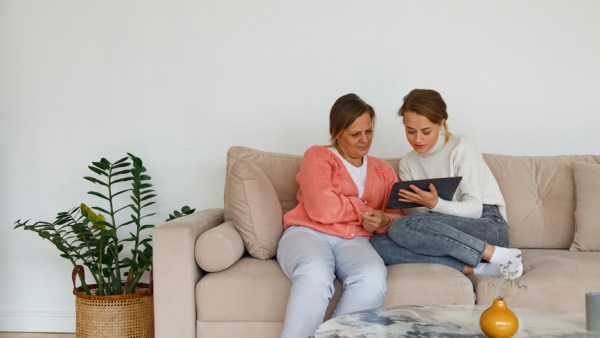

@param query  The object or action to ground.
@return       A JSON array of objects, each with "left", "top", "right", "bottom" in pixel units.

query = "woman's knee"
[
  {"left": 388, "top": 215, "right": 427, "bottom": 243},
  {"left": 290, "top": 259, "right": 335, "bottom": 293},
  {"left": 344, "top": 263, "right": 387, "bottom": 291},
  {"left": 367, "top": 264, "right": 388, "bottom": 290}
]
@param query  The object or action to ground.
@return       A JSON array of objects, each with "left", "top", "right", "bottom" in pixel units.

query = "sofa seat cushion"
[
  {"left": 470, "top": 249, "right": 600, "bottom": 313},
  {"left": 197, "top": 322, "right": 283, "bottom": 338},
  {"left": 197, "top": 257, "right": 291, "bottom": 322},
  {"left": 196, "top": 257, "right": 475, "bottom": 324},
  {"left": 384, "top": 263, "right": 475, "bottom": 307}
]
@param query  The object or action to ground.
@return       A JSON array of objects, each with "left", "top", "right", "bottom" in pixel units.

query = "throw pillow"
[
  {"left": 570, "top": 161, "right": 600, "bottom": 251},
  {"left": 195, "top": 221, "right": 245, "bottom": 272},
  {"left": 225, "top": 159, "right": 283, "bottom": 259}
]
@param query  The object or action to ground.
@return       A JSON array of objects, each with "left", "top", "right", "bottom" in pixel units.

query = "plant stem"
[{"left": 107, "top": 163, "right": 122, "bottom": 294}]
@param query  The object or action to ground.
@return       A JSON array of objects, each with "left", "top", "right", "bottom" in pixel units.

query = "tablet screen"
[{"left": 387, "top": 176, "right": 463, "bottom": 209}]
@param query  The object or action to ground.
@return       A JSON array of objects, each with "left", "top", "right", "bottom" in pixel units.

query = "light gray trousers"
[{"left": 277, "top": 226, "right": 387, "bottom": 338}]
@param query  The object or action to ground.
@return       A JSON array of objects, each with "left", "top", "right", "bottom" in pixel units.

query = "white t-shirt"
[
  {"left": 329, "top": 147, "right": 368, "bottom": 198},
  {"left": 399, "top": 133, "right": 507, "bottom": 221}
]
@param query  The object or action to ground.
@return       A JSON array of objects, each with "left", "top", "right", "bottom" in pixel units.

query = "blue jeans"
[{"left": 370, "top": 205, "right": 509, "bottom": 272}]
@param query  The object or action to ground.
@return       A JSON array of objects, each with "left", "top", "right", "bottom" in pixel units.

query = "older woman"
[{"left": 277, "top": 93, "right": 402, "bottom": 338}]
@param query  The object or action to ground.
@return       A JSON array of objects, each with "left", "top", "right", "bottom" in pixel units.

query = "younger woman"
[{"left": 371, "top": 89, "right": 523, "bottom": 279}]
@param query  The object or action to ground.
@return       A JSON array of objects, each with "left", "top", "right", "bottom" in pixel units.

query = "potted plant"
[{"left": 14, "top": 153, "right": 194, "bottom": 337}]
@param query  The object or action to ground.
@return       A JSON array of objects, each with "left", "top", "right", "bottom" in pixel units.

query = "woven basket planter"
[{"left": 73, "top": 283, "right": 154, "bottom": 338}]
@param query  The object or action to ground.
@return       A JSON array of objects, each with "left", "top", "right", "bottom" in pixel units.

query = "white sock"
[
  {"left": 474, "top": 262, "right": 502, "bottom": 277},
  {"left": 489, "top": 247, "right": 524, "bottom": 280},
  {"left": 489, "top": 247, "right": 523, "bottom": 266},
  {"left": 498, "top": 259, "right": 524, "bottom": 280}
]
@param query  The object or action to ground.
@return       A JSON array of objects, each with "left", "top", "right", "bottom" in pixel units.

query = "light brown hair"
[
  {"left": 398, "top": 89, "right": 450, "bottom": 142},
  {"left": 329, "top": 93, "right": 375, "bottom": 146}
]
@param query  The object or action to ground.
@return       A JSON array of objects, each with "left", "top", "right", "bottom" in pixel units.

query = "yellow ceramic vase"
[{"left": 479, "top": 298, "right": 519, "bottom": 338}]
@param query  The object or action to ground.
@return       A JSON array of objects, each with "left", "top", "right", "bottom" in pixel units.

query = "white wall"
[{"left": 1, "top": 0, "right": 599, "bottom": 332}]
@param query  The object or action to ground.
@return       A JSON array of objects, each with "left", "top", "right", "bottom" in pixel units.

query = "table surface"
[{"left": 314, "top": 304, "right": 600, "bottom": 337}]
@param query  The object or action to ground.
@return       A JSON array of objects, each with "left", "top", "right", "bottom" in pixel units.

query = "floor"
[{"left": 0, "top": 334, "right": 74, "bottom": 338}]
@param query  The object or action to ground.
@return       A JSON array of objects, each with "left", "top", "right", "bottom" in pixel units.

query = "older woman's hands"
[{"left": 362, "top": 209, "right": 392, "bottom": 233}]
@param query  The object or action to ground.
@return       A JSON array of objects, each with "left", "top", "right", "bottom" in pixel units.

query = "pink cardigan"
[{"left": 283, "top": 145, "right": 402, "bottom": 239}]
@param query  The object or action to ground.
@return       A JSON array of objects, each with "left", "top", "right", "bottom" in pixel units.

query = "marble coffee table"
[{"left": 313, "top": 304, "right": 598, "bottom": 337}]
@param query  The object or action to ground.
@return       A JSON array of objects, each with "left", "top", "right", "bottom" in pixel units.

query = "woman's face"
[
  {"left": 337, "top": 112, "right": 373, "bottom": 164},
  {"left": 403, "top": 111, "right": 443, "bottom": 154}
]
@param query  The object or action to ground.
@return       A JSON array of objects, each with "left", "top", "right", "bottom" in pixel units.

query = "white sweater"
[{"left": 399, "top": 133, "right": 507, "bottom": 221}]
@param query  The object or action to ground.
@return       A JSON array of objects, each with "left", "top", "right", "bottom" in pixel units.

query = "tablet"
[{"left": 387, "top": 176, "right": 463, "bottom": 209}]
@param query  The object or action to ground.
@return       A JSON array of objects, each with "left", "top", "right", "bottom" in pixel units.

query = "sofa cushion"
[
  {"left": 195, "top": 221, "right": 245, "bottom": 272},
  {"left": 195, "top": 258, "right": 475, "bottom": 324},
  {"left": 196, "top": 258, "right": 292, "bottom": 322},
  {"left": 570, "top": 162, "right": 600, "bottom": 251},
  {"left": 483, "top": 154, "right": 576, "bottom": 249},
  {"left": 471, "top": 249, "right": 600, "bottom": 313},
  {"left": 225, "top": 146, "right": 302, "bottom": 214},
  {"left": 383, "top": 263, "right": 475, "bottom": 307},
  {"left": 224, "top": 159, "right": 283, "bottom": 259}
]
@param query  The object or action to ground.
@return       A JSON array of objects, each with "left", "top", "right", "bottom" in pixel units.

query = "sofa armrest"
[{"left": 154, "top": 208, "right": 225, "bottom": 338}]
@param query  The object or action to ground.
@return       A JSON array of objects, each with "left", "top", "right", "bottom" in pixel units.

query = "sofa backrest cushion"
[
  {"left": 224, "top": 147, "right": 600, "bottom": 252},
  {"left": 483, "top": 154, "right": 600, "bottom": 249},
  {"left": 224, "top": 147, "right": 300, "bottom": 259},
  {"left": 570, "top": 162, "right": 600, "bottom": 251}
]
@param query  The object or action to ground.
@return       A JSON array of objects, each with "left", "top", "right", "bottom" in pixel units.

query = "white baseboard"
[{"left": 0, "top": 310, "right": 75, "bottom": 332}]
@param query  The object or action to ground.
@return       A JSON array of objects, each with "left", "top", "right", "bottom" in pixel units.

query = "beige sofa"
[{"left": 154, "top": 146, "right": 600, "bottom": 338}]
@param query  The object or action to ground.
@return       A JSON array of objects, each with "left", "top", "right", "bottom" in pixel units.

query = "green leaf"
[
  {"left": 114, "top": 156, "right": 130, "bottom": 165},
  {"left": 112, "top": 169, "right": 133, "bottom": 177},
  {"left": 140, "top": 194, "right": 157, "bottom": 201},
  {"left": 112, "top": 177, "right": 134, "bottom": 184},
  {"left": 113, "top": 189, "right": 132, "bottom": 198},
  {"left": 92, "top": 160, "right": 110, "bottom": 170},
  {"left": 141, "top": 201, "right": 156, "bottom": 209},
  {"left": 83, "top": 176, "right": 108, "bottom": 186},
  {"left": 139, "top": 238, "right": 152, "bottom": 246},
  {"left": 130, "top": 156, "right": 142, "bottom": 167},
  {"left": 87, "top": 166, "right": 108, "bottom": 177},
  {"left": 130, "top": 195, "right": 140, "bottom": 204},
  {"left": 114, "top": 204, "right": 132, "bottom": 214},
  {"left": 121, "top": 219, "right": 135, "bottom": 227},
  {"left": 111, "top": 162, "right": 131, "bottom": 170},
  {"left": 92, "top": 206, "right": 110, "bottom": 215},
  {"left": 139, "top": 212, "right": 156, "bottom": 219},
  {"left": 87, "top": 191, "right": 109, "bottom": 201}
]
